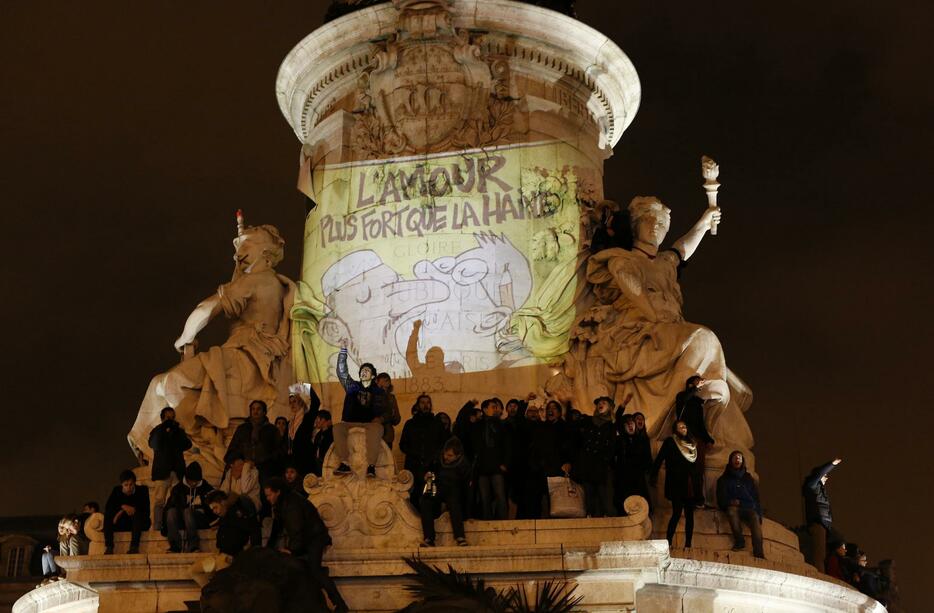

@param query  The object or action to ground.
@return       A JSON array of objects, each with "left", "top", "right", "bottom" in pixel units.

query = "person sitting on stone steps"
[
  {"left": 165, "top": 461, "right": 215, "bottom": 553},
  {"left": 332, "top": 339, "right": 386, "bottom": 477},
  {"left": 103, "top": 469, "right": 151, "bottom": 554},
  {"left": 264, "top": 476, "right": 349, "bottom": 612},
  {"left": 419, "top": 437, "right": 471, "bottom": 547},
  {"left": 716, "top": 450, "right": 764, "bottom": 558}
]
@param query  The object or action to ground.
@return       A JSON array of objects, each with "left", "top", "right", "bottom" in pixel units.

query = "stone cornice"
[{"left": 276, "top": 0, "right": 640, "bottom": 149}]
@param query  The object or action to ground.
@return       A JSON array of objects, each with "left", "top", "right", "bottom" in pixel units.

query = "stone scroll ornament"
[{"left": 352, "top": 0, "right": 518, "bottom": 159}]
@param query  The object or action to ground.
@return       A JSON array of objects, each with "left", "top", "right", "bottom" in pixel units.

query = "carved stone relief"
[{"left": 352, "top": 0, "right": 519, "bottom": 159}]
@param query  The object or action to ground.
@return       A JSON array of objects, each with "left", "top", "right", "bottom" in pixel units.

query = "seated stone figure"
[
  {"left": 129, "top": 222, "right": 296, "bottom": 482},
  {"left": 561, "top": 196, "right": 753, "bottom": 472}
]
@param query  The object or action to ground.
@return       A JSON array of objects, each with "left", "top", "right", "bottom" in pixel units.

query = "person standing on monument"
[
  {"left": 614, "top": 415, "right": 653, "bottom": 513},
  {"left": 310, "top": 410, "right": 334, "bottom": 477},
  {"left": 571, "top": 397, "right": 617, "bottom": 517},
  {"left": 715, "top": 450, "right": 764, "bottom": 558},
  {"left": 375, "top": 372, "right": 402, "bottom": 448},
  {"left": 333, "top": 340, "right": 385, "bottom": 477},
  {"left": 651, "top": 421, "right": 702, "bottom": 549},
  {"left": 147, "top": 407, "right": 192, "bottom": 532},
  {"left": 286, "top": 383, "right": 321, "bottom": 476},
  {"left": 802, "top": 457, "right": 843, "bottom": 573},
  {"left": 469, "top": 398, "right": 511, "bottom": 520},
  {"left": 400, "top": 394, "right": 446, "bottom": 507},
  {"left": 674, "top": 376, "right": 716, "bottom": 505}
]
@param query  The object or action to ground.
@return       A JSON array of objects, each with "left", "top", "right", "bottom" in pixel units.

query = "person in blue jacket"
[{"left": 716, "top": 450, "right": 764, "bottom": 558}]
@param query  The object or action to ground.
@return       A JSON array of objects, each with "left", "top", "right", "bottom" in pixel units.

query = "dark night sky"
[{"left": 1, "top": 0, "right": 931, "bottom": 607}]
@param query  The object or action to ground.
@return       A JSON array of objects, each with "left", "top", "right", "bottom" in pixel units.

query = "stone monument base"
[{"left": 32, "top": 514, "right": 884, "bottom": 613}]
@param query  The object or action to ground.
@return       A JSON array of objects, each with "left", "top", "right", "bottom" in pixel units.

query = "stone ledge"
[
  {"left": 11, "top": 580, "right": 98, "bottom": 613},
  {"left": 47, "top": 540, "right": 882, "bottom": 613}
]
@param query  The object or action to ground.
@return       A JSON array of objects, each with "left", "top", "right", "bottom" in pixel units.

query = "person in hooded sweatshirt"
[
  {"left": 651, "top": 420, "right": 702, "bottom": 548},
  {"left": 614, "top": 414, "right": 653, "bottom": 513},
  {"left": 571, "top": 397, "right": 617, "bottom": 517},
  {"left": 802, "top": 457, "right": 843, "bottom": 572},
  {"left": 716, "top": 450, "right": 764, "bottom": 558},
  {"left": 165, "top": 461, "right": 215, "bottom": 553},
  {"left": 332, "top": 341, "right": 386, "bottom": 477},
  {"left": 419, "top": 438, "right": 471, "bottom": 547}
]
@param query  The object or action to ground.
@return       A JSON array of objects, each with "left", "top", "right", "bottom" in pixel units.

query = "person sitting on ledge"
[
  {"left": 333, "top": 340, "right": 385, "bottom": 477},
  {"left": 716, "top": 450, "right": 764, "bottom": 558},
  {"left": 104, "top": 469, "right": 151, "bottom": 554},
  {"left": 651, "top": 420, "right": 702, "bottom": 549},
  {"left": 419, "top": 438, "right": 471, "bottom": 547},
  {"left": 264, "top": 476, "right": 349, "bottom": 612},
  {"left": 825, "top": 540, "right": 849, "bottom": 581},
  {"left": 206, "top": 490, "right": 261, "bottom": 556},
  {"left": 165, "top": 461, "right": 215, "bottom": 553}
]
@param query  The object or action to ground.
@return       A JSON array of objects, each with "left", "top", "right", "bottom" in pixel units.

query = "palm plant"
[{"left": 398, "top": 557, "right": 583, "bottom": 613}]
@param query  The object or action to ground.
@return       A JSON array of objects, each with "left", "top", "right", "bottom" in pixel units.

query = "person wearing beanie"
[
  {"left": 570, "top": 396, "right": 617, "bottom": 517},
  {"left": 716, "top": 450, "right": 764, "bottom": 558},
  {"left": 165, "top": 461, "right": 215, "bottom": 553}
]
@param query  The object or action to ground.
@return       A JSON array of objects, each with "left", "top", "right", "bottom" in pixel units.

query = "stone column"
[{"left": 276, "top": 0, "right": 640, "bottom": 411}]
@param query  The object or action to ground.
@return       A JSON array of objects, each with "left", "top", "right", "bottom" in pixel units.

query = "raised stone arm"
[
  {"left": 671, "top": 206, "right": 722, "bottom": 261},
  {"left": 173, "top": 294, "right": 222, "bottom": 352}
]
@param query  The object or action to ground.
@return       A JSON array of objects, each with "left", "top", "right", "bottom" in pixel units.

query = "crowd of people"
[{"left": 43, "top": 352, "right": 898, "bottom": 609}]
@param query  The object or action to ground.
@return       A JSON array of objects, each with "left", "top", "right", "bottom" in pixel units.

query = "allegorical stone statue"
[
  {"left": 129, "top": 217, "right": 296, "bottom": 481},
  {"left": 558, "top": 196, "right": 753, "bottom": 471}
]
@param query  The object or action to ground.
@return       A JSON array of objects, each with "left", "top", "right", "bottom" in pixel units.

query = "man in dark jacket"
[
  {"left": 716, "top": 450, "right": 764, "bottom": 558},
  {"left": 802, "top": 457, "right": 842, "bottom": 572},
  {"left": 148, "top": 407, "right": 193, "bottom": 531},
  {"left": 572, "top": 397, "right": 617, "bottom": 517},
  {"left": 674, "top": 376, "right": 715, "bottom": 505},
  {"left": 419, "top": 438, "right": 471, "bottom": 546},
  {"left": 165, "top": 461, "right": 215, "bottom": 553},
  {"left": 332, "top": 343, "right": 385, "bottom": 477},
  {"left": 614, "top": 415, "right": 653, "bottom": 513},
  {"left": 469, "top": 398, "right": 511, "bottom": 520},
  {"left": 224, "top": 400, "right": 280, "bottom": 484},
  {"left": 528, "top": 401, "right": 574, "bottom": 518},
  {"left": 104, "top": 469, "right": 151, "bottom": 554},
  {"left": 206, "top": 490, "right": 260, "bottom": 556},
  {"left": 310, "top": 410, "right": 334, "bottom": 476},
  {"left": 399, "top": 394, "right": 447, "bottom": 507},
  {"left": 264, "top": 477, "right": 348, "bottom": 612},
  {"left": 375, "top": 372, "right": 402, "bottom": 448}
]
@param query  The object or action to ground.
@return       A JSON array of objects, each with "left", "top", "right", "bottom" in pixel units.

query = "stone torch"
[{"left": 702, "top": 156, "right": 720, "bottom": 236}]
